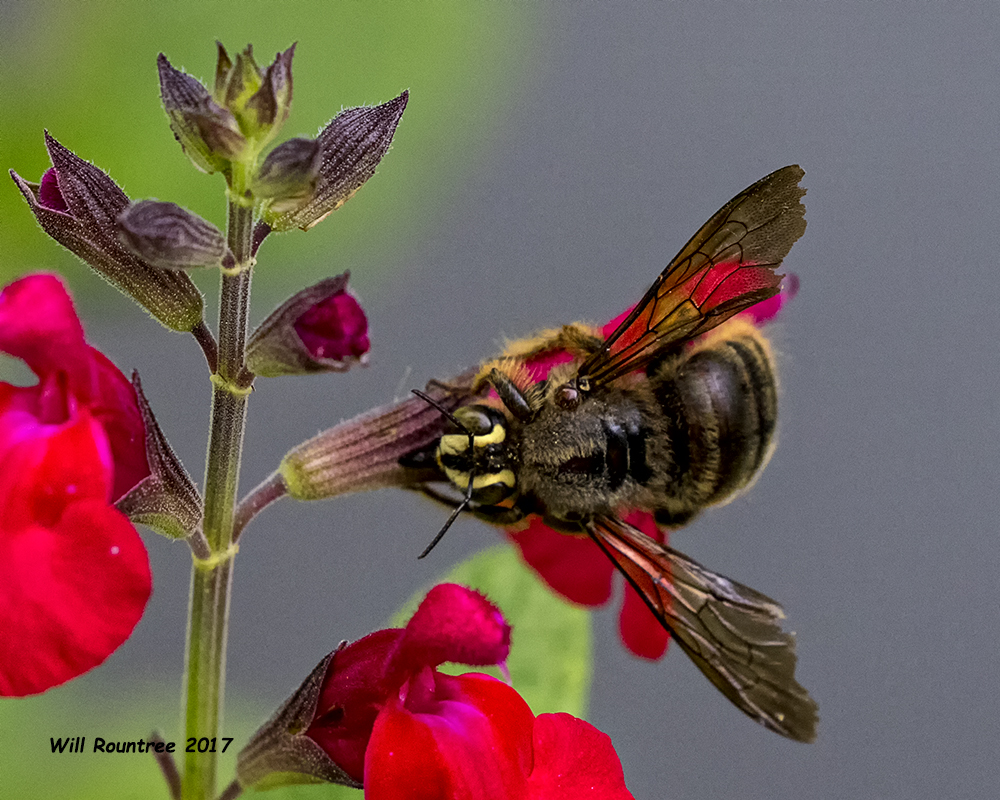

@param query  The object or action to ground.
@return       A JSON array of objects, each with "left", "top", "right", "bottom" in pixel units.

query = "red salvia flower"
[
  {"left": 302, "top": 584, "right": 634, "bottom": 798},
  {"left": 0, "top": 274, "right": 151, "bottom": 696},
  {"left": 505, "top": 277, "right": 798, "bottom": 660}
]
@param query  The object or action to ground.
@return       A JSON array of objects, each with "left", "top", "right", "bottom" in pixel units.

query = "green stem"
[{"left": 181, "top": 192, "right": 254, "bottom": 800}]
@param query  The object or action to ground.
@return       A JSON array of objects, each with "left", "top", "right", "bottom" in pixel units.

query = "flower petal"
[
  {"left": 617, "top": 511, "right": 670, "bottom": 660},
  {"left": 742, "top": 272, "right": 799, "bottom": 325},
  {"left": 0, "top": 410, "right": 149, "bottom": 696},
  {"left": 0, "top": 273, "right": 90, "bottom": 389},
  {"left": 84, "top": 348, "right": 149, "bottom": 501},
  {"left": 508, "top": 518, "right": 613, "bottom": 606},
  {"left": 391, "top": 584, "right": 510, "bottom": 674},
  {"left": 294, "top": 287, "right": 370, "bottom": 361},
  {"left": 0, "top": 499, "right": 150, "bottom": 696},
  {"left": 365, "top": 673, "right": 533, "bottom": 800},
  {"left": 0, "top": 275, "right": 149, "bottom": 500},
  {"left": 528, "top": 713, "right": 634, "bottom": 799},
  {"left": 618, "top": 580, "right": 670, "bottom": 660}
]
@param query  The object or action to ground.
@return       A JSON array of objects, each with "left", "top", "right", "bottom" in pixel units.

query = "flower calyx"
[
  {"left": 235, "top": 647, "right": 361, "bottom": 791},
  {"left": 115, "top": 373, "right": 203, "bottom": 544},
  {"left": 278, "top": 371, "right": 480, "bottom": 501}
]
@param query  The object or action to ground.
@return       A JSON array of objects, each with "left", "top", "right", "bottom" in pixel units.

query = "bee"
[{"left": 414, "top": 165, "right": 817, "bottom": 742}]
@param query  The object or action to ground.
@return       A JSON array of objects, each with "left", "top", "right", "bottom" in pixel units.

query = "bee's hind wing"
[{"left": 588, "top": 513, "right": 818, "bottom": 742}]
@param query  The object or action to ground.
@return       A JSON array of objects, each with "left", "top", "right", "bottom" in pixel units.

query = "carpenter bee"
[{"left": 415, "top": 165, "right": 817, "bottom": 742}]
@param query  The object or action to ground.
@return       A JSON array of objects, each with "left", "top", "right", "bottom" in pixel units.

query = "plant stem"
[
  {"left": 181, "top": 192, "right": 254, "bottom": 800},
  {"left": 232, "top": 472, "right": 287, "bottom": 543}
]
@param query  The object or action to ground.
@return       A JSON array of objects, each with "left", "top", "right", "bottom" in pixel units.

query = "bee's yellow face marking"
[
  {"left": 439, "top": 423, "right": 506, "bottom": 458},
  {"left": 443, "top": 466, "right": 516, "bottom": 491},
  {"left": 438, "top": 422, "right": 513, "bottom": 494}
]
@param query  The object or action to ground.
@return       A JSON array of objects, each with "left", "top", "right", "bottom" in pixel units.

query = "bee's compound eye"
[
  {"left": 454, "top": 406, "right": 497, "bottom": 436},
  {"left": 555, "top": 383, "right": 580, "bottom": 409},
  {"left": 473, "top": 483, "right": 512, "bottom": 505}
]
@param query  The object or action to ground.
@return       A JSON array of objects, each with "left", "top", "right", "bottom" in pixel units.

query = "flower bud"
[
  {"left": 252, "top": 137, "right": 321, "bottom": 212},
  {"left": 246, "top": 273, "right": 369, "bottom": 377},
  {"left": 245, "top": 44, "right": 295, "bottom": 147},
  {"left": 117, "top": 200, "right": 233, "bottom": 270},
  {"left": 10, "top": 133, "right": 205, "bottom": 332},
  {"left": 158, "top": 53, "right": 247, "bottom": 174},
  {"left": 213, "top": 42, "right": 296, "bottom": 149},
  {"left": 263, "top": 91, "right": 408, "bottom": 231}
]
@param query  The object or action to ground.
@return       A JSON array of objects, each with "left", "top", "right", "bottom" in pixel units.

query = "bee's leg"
[
  {"left": 414, "top": 486, "right": 525, "bottom": 526},
  {"left": 474, "top": 324, "right": 605, "bottom": 397},
  {"left": 485, "top": 368, "right": 534, "bottom": 422}
]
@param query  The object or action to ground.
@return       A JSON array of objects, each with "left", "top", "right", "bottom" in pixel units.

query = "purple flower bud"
[
  {"left": 263, "top": 91, "right": 408, "bottom": 231},
  {"left": 117, "top": 200, "right": 233, "bottom": 270},
  {"left": 158, "top": 53, "right": 247, "bottom": 174},
  {"left": 246, "top": 273, "right": 369, "bottom": 377},
  {"left": 294, "top": 287, "right": 369, "bottom": 361},
  {"left": 245, "top": 44, "right": 295, "bottom": 144},
  {"left": 253, "top": 137, "right": 321, "bottom": 210},
  {"left": 10, "top": 133, "right": 205, "bottom": 332}
]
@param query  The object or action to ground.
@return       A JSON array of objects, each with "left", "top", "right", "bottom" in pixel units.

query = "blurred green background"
[{"left": 0, "top": 0, "right": 542, "bottom": 305}]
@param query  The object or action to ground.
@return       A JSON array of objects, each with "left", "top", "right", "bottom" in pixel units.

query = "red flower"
[
  {"left": 505, "top": 277, "right": 798, "bottom": 660},
  {"left": 0, "top": 274, "right": 151, "bottom": 696},
  {"left": 247, "top": 583, "right": 633, "bottom": 798}
]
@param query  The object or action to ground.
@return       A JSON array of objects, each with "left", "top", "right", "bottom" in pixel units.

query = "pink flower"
[
  {"left": 505, "top": 278, "right": 798, "bottom": 660},
  {"left": 240, "top": 584, "right": 633, "bottom": 798},
  {"left": 0, "top": 274, "right": 151, "bottom": 696}
]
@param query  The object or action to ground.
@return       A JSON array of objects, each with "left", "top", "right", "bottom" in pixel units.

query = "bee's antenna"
[
  {"left": 411, "top": 389, "right": 466, "bottom": 431},
  {"left": 418, "top": 480, "right": 473, "bottom": 559},
  {"left": 411, "top": 388, "right": 478, "bottom": 559}
]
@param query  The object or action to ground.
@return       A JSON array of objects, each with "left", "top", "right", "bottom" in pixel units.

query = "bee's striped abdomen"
[{"left": 653, "top": 322, "right": 777, "bottom": 518}]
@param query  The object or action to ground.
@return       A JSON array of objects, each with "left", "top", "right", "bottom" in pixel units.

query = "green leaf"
[{"left": 392, "top": 545, "right": 593, "bottom": 719}]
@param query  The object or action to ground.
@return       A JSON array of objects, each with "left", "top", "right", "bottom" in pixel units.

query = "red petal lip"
[
  {"left": 390, "top": 583, "right": 511, "bottom": 674},
  {"left": 0, "top": 409, "right": 151, "bottom": 696}
]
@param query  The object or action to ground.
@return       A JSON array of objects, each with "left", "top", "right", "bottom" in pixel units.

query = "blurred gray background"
[{"left": 4, "top": 3, "right": 1000, "bottom": 799}]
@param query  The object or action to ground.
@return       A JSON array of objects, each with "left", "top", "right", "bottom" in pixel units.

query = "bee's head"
[{"left": 437, "top": 404, "right": 517, "bottom": 504}]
